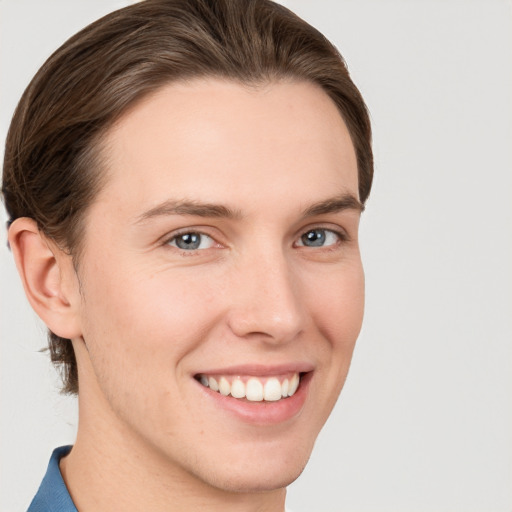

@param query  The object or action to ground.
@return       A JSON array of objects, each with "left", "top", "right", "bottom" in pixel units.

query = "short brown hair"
[{"left": 2, "top": 0, "right": 373, "bottom": 394}]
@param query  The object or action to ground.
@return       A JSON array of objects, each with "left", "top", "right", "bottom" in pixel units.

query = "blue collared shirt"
[{"left": 27, "top": 446, "right": 78, "bottom": 512}]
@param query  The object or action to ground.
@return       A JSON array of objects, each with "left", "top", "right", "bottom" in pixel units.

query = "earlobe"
[{"left": 8, "top": 217, "right": 82, "bottom": 339}]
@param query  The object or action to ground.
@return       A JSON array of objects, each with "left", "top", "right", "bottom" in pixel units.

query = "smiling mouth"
[{"left": 195, "top": 373, "right": 301, "bottom": 402}]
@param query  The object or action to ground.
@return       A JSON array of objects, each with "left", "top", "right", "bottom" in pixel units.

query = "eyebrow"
[
  {"left": 134, "top": 192, "right": 363, "bottom": 225},
  {"left": 301, "top": 193, "right": 365, "bottom": 217},
  {"left": 135, "top": 199, "right": 243, "bottom": 224}
]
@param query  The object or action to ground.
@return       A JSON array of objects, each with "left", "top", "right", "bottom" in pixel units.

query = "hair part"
[{"left": 2, "top": 0, "right": 373, "bottom": 394}]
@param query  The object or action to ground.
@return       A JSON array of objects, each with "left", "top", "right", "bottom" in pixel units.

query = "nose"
[{"left": 226, "top": 249, "right": 305, "bottom": 345}]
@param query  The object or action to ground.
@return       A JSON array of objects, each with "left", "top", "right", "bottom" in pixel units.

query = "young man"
[{"left": 2, "top": 1, "right": 373, "bottom": 510}]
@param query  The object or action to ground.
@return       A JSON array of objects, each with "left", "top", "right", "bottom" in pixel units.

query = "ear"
[{"left": 8, "top": 217, "right": 82, "bottom": 339}]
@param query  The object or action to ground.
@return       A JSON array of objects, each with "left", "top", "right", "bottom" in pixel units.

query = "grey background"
[{"left": 1, "top": 1, "right": 511, "bottom": 511}]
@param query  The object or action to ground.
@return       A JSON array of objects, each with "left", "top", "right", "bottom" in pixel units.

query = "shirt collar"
[{"left": 27, "top": 446, "right": 78, "bottom": 512}]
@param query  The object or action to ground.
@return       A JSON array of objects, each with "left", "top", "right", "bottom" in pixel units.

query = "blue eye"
[
  {"left": 168, "top": 232, "right": 215, "bottom": 250},
  {"left": 298, "top": 228, "right": 340, "bottom": 247}
]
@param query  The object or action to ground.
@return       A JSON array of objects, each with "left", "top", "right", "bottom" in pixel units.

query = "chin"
[
  {"left": 205, "top": 457, "right": 309, "bottom": 494},
  {"left": 192, "top": 439, "right": 313, "bottom": 494}
]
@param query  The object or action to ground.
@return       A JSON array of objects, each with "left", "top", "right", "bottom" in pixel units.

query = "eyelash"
[{"left": 163, "top": 226, "right": 348, "bottom": 253}]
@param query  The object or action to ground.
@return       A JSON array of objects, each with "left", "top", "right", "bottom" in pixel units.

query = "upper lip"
[{"left": 194, "top": 362, "right": 315, "bottom": 377}]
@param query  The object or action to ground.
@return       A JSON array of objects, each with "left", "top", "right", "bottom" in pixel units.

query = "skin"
[{"left": 10, "top": 79, "right": 364, "bottom": 512}]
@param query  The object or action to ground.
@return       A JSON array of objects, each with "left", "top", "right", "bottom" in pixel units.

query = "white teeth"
[
  {"left": 208, "top": 377, "right": 219, "bottom": 392},
  {"left": 281, "top": 378, "right": 289, "bottom": 397},
  {"left": 198, "top": 372, "right": 302, "bottom": 401},
  {"left": 246, "top": 378, "right": 264, "bottom": 401},
  {"left": 231, "top": 378, "right": 245, "bottom": 399},
  {"left": 219, "top": 376, "right": 230, "bottom": 396},
  {"left": 264, "top": 378, "right": 282, "bottom": 401},
  {"left": 288, "top": 373, "right": 300, "bottom": 396}
]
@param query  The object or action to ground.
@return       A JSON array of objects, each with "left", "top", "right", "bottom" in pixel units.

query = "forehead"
[{"left": 93, "top": 79, "right": 359, "bottom": 219}]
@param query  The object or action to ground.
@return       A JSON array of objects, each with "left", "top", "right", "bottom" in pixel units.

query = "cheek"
[
  {"left": 77, "top": 261, "right": 221, "bottom": 392},
  {"left": 288, "top": 261, "right": 365, "bottom": 434},
  {"left": 311, "top": 261, "right": 365, "bottom": 345},
  {"left": 307, "top": 261, "right": 365, "bottom": 403},
  {"left": 76, "top": 262, "right": 227, "bottom": 441}
]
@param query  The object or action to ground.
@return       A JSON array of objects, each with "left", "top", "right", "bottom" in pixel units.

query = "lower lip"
[{"left": 196, "top": 372, "right": 312, "bottom": 425}]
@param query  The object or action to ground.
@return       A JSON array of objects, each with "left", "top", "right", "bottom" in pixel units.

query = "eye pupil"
[
  {"left": 176, "top": 233, "right": 201, "bottom": 250},
  {"left": 302, "top": 229, "right": 326, "bottom": 247}
]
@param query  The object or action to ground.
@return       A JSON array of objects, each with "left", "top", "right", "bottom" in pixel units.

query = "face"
[{"left": 73, "top": 79, "right": 364, "bottom": 493}]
